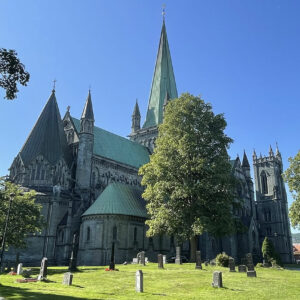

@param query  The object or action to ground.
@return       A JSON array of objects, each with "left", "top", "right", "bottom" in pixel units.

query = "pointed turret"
[
  {"left": 80, "top": 90, "right": 94, "bottom": 134},
  {"left": 275, "top": 143, "right": 281, "bottom": 159},
  {"left": 19, "top": 90, "right": 71, "bottom": 166},
  {"left": 143, "top": 19, "right": 178, "bottom": 128},
  {"left": 253, "top": 149, "right": 257, "bottom": 160},
  {"left": 131, "top": 100, "right": 141, "bottom": 134},
  {"left": 269, "top": 145, "right": 274, "bottom": 157},
  {"left": 242, "top": 150, "right": 250, "bottom": 168},
  {"left": 76, "top": 90, "right": 95, "bottom": 191}
]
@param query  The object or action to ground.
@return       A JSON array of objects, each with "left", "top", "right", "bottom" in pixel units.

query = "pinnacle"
[
  {"left": 242, "top": 150, "right": 250, "bottom": 168},
  {"left": 81, "top": 90, "right": 94, "bottom": 121}
]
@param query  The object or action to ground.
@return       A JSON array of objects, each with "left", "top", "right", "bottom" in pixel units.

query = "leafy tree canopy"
[
  {"left": 0, "top": 178, "right": 44, "bottom": 250},
  {"left": 0, "top": 48, "right": 30, "bottom": 100},
  {"left": 283, "top": 151, "right": 300, "bottom": 229},
  {"left": 139, "top": 93, "right": 240, "bottom": 243}
]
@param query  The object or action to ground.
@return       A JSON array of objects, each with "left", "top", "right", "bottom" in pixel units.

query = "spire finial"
[
  {"left": 162, "top": 4, "right": 166, "bottom": 20},
  {"left": 52, "top": 79, "right": 57, "bottom": 92},
  {"left": 67, "top": 105, "right": 70, "bottom": 112}
]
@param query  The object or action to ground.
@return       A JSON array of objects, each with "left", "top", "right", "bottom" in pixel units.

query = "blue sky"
[{"left": 1, "top": 1, "right": 300, "bottom": 231}]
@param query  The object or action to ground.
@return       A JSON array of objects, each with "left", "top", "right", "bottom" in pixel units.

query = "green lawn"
[{"left": 1, "top": 263, "right": 300, "bottom": 299}]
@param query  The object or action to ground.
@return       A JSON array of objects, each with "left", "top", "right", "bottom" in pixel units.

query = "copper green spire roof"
[
  {"left": 81, "top": 90, "right": 94, "bottom": 120},
  {"left": 82, "top": 183, "right": 147, "bottom": 218},
  {"left": 143, "top": 20, "right": 178, "bottom": 128},
  {"left": 19, "top": 90, "right": 71, "bottom": 166}
]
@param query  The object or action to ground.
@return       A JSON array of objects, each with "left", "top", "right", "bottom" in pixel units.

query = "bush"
[
  {"left": 256, "top": 263, "right": 263, "bottom": 268},
  {"left": 262, "top": 237, "right": 283, "bottom": 266},
  {"left": 216, "top": 252, "right": 230, "bottom": 267}
]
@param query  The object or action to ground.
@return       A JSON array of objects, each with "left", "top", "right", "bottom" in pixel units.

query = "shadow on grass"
[{"left": 0, "top": 284, "right": 101, "bottom": 300}]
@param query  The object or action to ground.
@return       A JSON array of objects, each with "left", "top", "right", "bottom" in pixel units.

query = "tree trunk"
[{"left": 190, "top": 236, "right": 197, "bottom": 262}]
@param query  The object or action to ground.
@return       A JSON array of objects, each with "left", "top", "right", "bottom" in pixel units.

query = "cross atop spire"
[
  {"left": 162, "top": 4, "right": 166, "bottom": 20},
  {"left": 52, "top": 79, "right": 57, "bottom": 92}
]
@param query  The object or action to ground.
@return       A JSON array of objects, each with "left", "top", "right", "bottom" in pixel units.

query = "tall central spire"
[{"left": 143, "top": 19, "right": 178, "bottom": 128}]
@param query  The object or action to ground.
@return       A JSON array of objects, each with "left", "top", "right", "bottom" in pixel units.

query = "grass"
[{"left": 1, "top": 263, "right": 300, "bottom": 299}]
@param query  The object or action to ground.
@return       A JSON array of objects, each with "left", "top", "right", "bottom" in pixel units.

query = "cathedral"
[{"left": 8, "top": 19, "right": 293, "bottom": 265}]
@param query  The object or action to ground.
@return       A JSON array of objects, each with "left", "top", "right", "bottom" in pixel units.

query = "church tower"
[
  {"left": 131, "top": 100, "right": 141, "bottom": 134},
  {"left": 75, "top": 90, "right": 94, "bottom": 201},
  {"left": 253, "top": 145, "right": 293, "bottom": 263},
  {"left": 129, "top": 18, "right": 178, "bottom": 152}
]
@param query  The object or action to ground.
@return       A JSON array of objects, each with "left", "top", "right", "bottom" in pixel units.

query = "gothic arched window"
[
  {"left": 261, "top": 171, "right": 268, "bottom": 194},
  {"left": 86, "top": 227, "right": 91, "bottom": 241}
]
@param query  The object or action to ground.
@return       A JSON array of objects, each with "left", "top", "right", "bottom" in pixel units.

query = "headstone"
[
  {"left": 132, "top": 258, "right": 138, "bottom": 264},
  {"left": 175, "top": 246, "right": 182, "bottom": 264},
  {"left": 135, "top": 270, "right": 143, "bottom": 293},
  {"left": 140, "top": 251, "right": 145, "bottom": 266},
  {"left": 145, "top": 257, "right": 149, "bottom": 264},
  {"left": 38, "top": 257, "right": 48, "bottom": 280},
  {"left": 109, "top": 242, "right": 115, "bottom": 270},
  {"left": 158, "top": 254, "right": 164, "bottom": 269},
  {"left": 238, "top": 265, "right": 247, "bottom": 272},
  {"left": 62, "top": 272, "right": 73, "bottom": 285},
  {"left": 263, "top": 259, "right": 271, "bottom": 268},
  {"left": 14, "top": 253, "right": 20, "bottom": 273},
  {"left": 228, "top": 258, "right": 235, "bottom": 272},
  {"left": 244, "top": 254, "right": 254, "bottom": 271},
  {"left": 17, "top": 263, "right": 23, "bottom": 275},
  {"left": 205, "top": 261, "right": 209, "bottom": 267},
  {"left": 247, "top": 270, "right": 257, "bottom": 277},
  {"left": 212, "top": 271, "right": 223, "bottom": 288},
  {"left": 69, "top": 233, "right": 78, "bottom": 271},
  {"left": 195, "top": 251, "right": 202, "bottom": 269},
  {"left": 163, "top": 255, "right": 167, "bottom": 265}
]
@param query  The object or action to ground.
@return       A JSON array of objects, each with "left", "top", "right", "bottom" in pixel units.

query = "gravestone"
[
  {"left": 14, "top": 253, "right": 20, "bottom": 273},
  {"left": 228, "top": 258, "right": 235, "bottom": 272},
  {"left": 263, "top": 259, "right": 271, "bottom": 268},
  {"left": 163, "top": 255, "right": 167, "bottom": 265},
  {"left": 247, "top": 270, "right": 257, "bottom": 277},
  {"left": 69, "top": 233, "right": 78, "bottom": 271},
  {"left": 175, "top": 246, "right": 182, "bottom": 264},
  {"left": 132, "top": 258, "right": 138, "bottom": 264},
  {"left": 135, "top": 270, "right": 143, "bottom": 293},
  {"left": 195, "top": 251, "right": 202, "bottom": 269},
  {"left": 17, "top": 263, "right": 23, "bottom": 275},
  {"left": 109, "top": 242, "right": 115, "bottom": 270},
  {"left": 62, "top": 272, "right": 73, "bottom": 285},
  {"left": 158, "top": 254, "right": 164, "bottom": 269},
  {"left": 145, "top": 257, "right": 149, "bottom": 264},
  {"left": 205, "top": 261, "right": 209, "bottom": 267},
  {"left": 212, "top": 271, "right": 223, "bottom": 288},
  {"left": 238, "top": 265, "right": 247, "bottom": 272},
  {"left": 38, "top": 257, "right": 48, "bottom": 280},
  {"left": 140, "top": 251, "right": 145, "bottom": 266},
  {"left": 246, "top": 253, "right": 254, "bottom": 271}
]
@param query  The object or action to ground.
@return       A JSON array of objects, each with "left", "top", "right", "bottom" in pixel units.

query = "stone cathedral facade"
[{"left": 8, "top": 20, "right": 293, "bottom": 265}]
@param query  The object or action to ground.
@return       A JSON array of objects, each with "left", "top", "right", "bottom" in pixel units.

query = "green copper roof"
[
  {"left": 19, "top": 90, "right": 71, "bottom": 166},
  {"left": 82, "top": 183, "right": 147, "bottom": 218},
  {"left": 72, "top": 118, "right": 149, "bottom": 169},
  {"left": 143, "top": 20, "right": 178, "bottom": 128}
]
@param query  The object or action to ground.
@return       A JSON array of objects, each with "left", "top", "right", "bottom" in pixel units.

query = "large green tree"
[
  {"left": 139, "top": 93, "right": 239, "bottom": 260},
  {"left": 0, "top": 178, "right": 44, "bottom": 250},
  {"left": 283, "top": 151, "right": 300, "bottom": 229},
  {"left": 0, "top": 48, "right": 30, "bottom": 100}
]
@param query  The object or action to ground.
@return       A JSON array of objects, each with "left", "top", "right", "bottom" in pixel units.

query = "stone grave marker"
[
  {"left": 17, "top": 263, "right": 23, "bottom": 275},
  {"left": 228, "top": 258, "right": 235, "bottom": 272},
  {"left": 135, "top": 270, "right": 143, "bottom": 293},
  {"left": 158, "top": 254, "right": 164, "bottom": 269},
  {"left": 247, "top": 270, "right": 257, "bottom": 277},
  {"left": 246, "top": 253, "right": 254, "bottom": 271},
  {"left": 195, "top": 251, "right": 202, "bottom": 269},
  {"left": 238, "top": 265, "right": 247, "bottom": 272},
  {"left": 62, "top": 272, "right": 73, "bottom": 285},
  {"left": 140, "top": 251, "right": 145, "bottom": 266},
  {"left": 38, "top": 257, "right": 48, "bottom": 281},
  {"left": 204, "top": 261, "right": 209, "bottom": 266},
  {"left": 175, "top": 246, "right": 182, "bottom": 264},
  {"left": 132, "top": 258, "right": 138, "bottom": 264},
  {"left": 163, "top": 255, "right": 167, "bottom": 265},
  {"left": 212, "top": 271, "right": 223, "bottom": 288}
]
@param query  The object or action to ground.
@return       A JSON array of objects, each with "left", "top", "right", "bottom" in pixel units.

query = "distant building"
[
  {"left": 293, "top": 244, "right": 300, "bottom": 261},
  {"left": 8, "top": 18, "right": 293, "bottom": 265}
]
